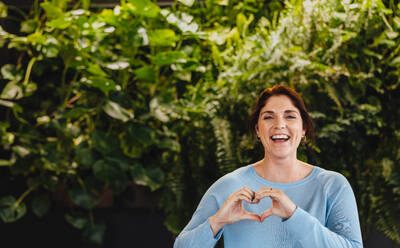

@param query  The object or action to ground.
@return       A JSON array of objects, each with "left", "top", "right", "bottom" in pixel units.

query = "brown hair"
[{"left": 248, "top": 85, "right": 314, "bottom": 142}]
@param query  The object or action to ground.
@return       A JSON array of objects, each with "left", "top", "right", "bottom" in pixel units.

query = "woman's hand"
[
  {"left": 254, "top": 187, "right": 297, "bottom": 222},
  {"left": 209, "top": 186, "right": 260, "bottom": 236}
]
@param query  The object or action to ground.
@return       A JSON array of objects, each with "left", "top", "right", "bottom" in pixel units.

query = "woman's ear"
[{"left": 255, "top": 124, "right": 259, "bottom": 137}]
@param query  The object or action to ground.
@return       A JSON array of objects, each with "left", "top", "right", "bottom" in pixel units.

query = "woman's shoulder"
[
  {"left": 312, "top": 166, "right": 352, "bottom": 189},
  {"left": 207, "top": 165, "right": 253, "bottom": 193}
]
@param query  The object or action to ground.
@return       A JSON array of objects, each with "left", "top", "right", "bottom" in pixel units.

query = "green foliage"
[
  {"left": 0, "top": 195, "right": 27, "bottom": 222},
  {"left": 0, "top": 0, "right": 400, "bottom": 245}
]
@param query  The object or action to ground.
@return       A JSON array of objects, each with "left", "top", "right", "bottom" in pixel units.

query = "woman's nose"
[{"left": 274, "top": 117, "right": 286, "bottom": 129}]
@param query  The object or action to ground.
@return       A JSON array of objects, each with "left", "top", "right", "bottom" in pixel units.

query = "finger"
[
  {"left": 238, "top": 188, "right": 254, "bottom": 199},
  {"left": 255, "top": 191, "right": 280, "bottom": 201},
  {"left": 260, "top": 208, "right": 273, "bottom": 222},
  {"left": 256, "top": 186, "right": 273, "bottom": 193},
  {"left": 239, "top": 186, "right": 257, "bottom": 202},
  {"left": 236, "top": 188, "right": 256, "bottom": 202},
  {"left": 241, "top": 186, "right": 256, "bottom": 197},
  {"left": 251, "top": 198, "right": 260, "bottom": 204},
  {"left": 255, "top": 191, "right": 271, "bottom": 200},
  {"left": 255, "top": 187, "right": 273, "bottom": 198},
  {"left": 236, "top": 193, "right": 253, "bottom": 203},
  {"left": 242, "top": 212, "right": 261, "bottom": 222}
]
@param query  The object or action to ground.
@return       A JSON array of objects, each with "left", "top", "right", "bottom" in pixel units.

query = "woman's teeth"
[{"left": 271, "top": 135, "right": 290, "bottom": 141}]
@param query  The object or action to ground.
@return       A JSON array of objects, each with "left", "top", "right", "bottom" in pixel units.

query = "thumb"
[{"left": 260, "top": 208, "right": 273, "bottom": 222}]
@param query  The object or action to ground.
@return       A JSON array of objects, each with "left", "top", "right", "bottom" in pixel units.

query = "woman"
[{"left": 174, "top": 85, "right": 363, "bottom": 248}]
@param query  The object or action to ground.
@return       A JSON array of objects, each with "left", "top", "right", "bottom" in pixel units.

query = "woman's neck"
[{"left": 254, "top": 156, "right": 312, "bottom": 183}]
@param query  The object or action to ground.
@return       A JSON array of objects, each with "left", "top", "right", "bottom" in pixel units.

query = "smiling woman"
[{"left": 173, "top": 85, "right": 363, "bottom": 248}]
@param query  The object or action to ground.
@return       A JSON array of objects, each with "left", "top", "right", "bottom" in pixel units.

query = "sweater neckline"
[{"left": 249, "top": 164, "right": 319, "bottom": 188}]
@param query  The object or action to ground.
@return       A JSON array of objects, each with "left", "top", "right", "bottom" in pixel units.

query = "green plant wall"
[{"left": 0, "top": 0, "right": 399, "bottom": 245}]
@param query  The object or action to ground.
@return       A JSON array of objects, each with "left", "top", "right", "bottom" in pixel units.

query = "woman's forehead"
[{"left": 261, "top": 95, "right": 300, "bottom": 112}]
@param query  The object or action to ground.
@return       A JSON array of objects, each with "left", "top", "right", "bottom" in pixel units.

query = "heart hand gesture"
[
  {"left": 209, "top": 186, "right": 297, "bottom": 237},
  {"left": 209, "top": 186, "right": 261, "bottom": 236},
  {"left": 254, "top": 187, "right": 297, "bottom": 222}
]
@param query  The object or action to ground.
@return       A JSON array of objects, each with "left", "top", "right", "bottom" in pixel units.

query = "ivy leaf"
[
  {"left": 105, "top": 61, "right": 130, "bottom": 70},
  {"left": 69, "top": 187, "right": 98, "bottom": 209},
  {"left": 120, "top": 135, "right": 144, "bottom": 158},
  {"left": 27, "top": 32, "right": 46, "bottom": 45},
  {"left": 120, "top": 123, "right": 155, "bottom": 158},
  {"left": 0, "top": 99, "right": 14, "bottom": 108},
  {"left": 106, "top": 157, "right": 131, "bottom": 172},
  {"left": 91, "top": 130, "right": 120, "bottom": 156},
  {"left": 157, "top": 138, "right": 181, "bottom": 152},
  {"left": 178, "top": 0, "right": 195, "bottom": 7},
  {"left": 129, "top": 123, "right": 155, "bottom": 147},
  {"left": 24, "top": 82, "right": 37, "bottom": 97},
  {"left": 362, "top": 48, "right": 383, "bottom": 60},
  {"left": 0, "top": 82, "right": 24, "bottom": 100},
  {"left": 80, "top": 77, "right": 117, "bottom": 95},
  {"left": 65, "top": 214, "right": 88, "bottom": 230},
  {"left": 127, "top": 0, "right": 160, "bottom": 18},
  {"left": 148, "top": 29, "right": 178, "bottom": 46},
  {"left": 20, "top": 19, "right": 38, "bottom": 33},
  {"left": 103, "top": 100, "right": 134, "bottom": 122},
  {"left": 47, "top": 16, "right": 72, "bottom": 29},
  {"left": 0, "top": 196, "right": 27, "bottom": 223},
  {"left": 12, "top": 145, "right": 30, "bottom": 157},
  {"left": 381, "top": 158, "right": 393, "bottom": 181},
  {"left": 32, "top": 194, "right": 51, "bottom": 218},
  {"left": 93, "top": 160, "right": 119, "bottom": 185},
  {"left": 1, "top": 64, "right": 23, "bottom": 81},
  {"left": 40, "top": 2, "right": 63, "bottom": 19},
  {"left": 389, "top": 56, "right": 400, "bottom": 66},
  {"left": 150, "top": 98, "right": 170, "bottom": 122},
  {"left": 1, "top": 132, "right": 14, "bottom": 145},
  {"left": 133, "top": 66, "right": 156, "bottom": 82},
  {"left": 87, "top": 64, "right": 107, "bottom": 77},
  {"left": 152, "top": 51, "right": 187, "bottom": 66},
  {"left": 83, "top": 220, "right": 106, "bottom": 245},
  {"left": 131, "top": 163, "right": 164, "bottom": 191},
  {"left": 0, "top": 1, "right": 7, "bottom": 18},
  {"left": 0, "top": 159, "right": 12, "bottom": 166},
  {"left": 63, "top": 107, "right": 93, "bottom": 119},
  {"left": 75, "top": 143, "right": 96, "bottom": 169}
]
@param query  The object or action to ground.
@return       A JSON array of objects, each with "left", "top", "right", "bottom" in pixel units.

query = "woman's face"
[{"left": 256, "top": 95, "right": 305, "bottom": 160}]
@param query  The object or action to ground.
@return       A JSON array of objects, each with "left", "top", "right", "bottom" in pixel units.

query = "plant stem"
[
  {"left": 14, "top": 183, "right": 38, "bottom": 207},
  {"left": 62, "top": 71, "right": 79, "bottom": 109},
  {"left": 6, "top": 5, "right": 29, "bottom": 20},
  {"left": 23, "top": 57, "right": 37, "bottom": 86}
]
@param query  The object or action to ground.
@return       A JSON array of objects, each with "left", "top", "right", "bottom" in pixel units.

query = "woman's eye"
[
  {"left": 286, "top": 115, "right": 296, "bottom": 119},
  {"left": 263, "top": 116, "right": 273, "bottom": 120}
]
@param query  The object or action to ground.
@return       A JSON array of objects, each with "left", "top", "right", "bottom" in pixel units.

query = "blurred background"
[{"left": 0, "top": 0, "right": 399, "bottom": 247}]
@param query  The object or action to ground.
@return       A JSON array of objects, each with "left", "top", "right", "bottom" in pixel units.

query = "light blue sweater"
[{"left": 174, "top": 165, "right": 363, "bottom": 248}]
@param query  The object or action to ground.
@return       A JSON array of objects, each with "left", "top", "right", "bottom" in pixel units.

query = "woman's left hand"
[{"left": 254, "top": 187, "right": 297, "bottom": 222}]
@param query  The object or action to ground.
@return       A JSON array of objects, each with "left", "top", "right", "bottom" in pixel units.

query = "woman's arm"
[
  {"left": 174, "top": 186, "right": 260, "bottom": 248},
  {"left": 284, "top": 183, "right": 363, "bottom": 247},
  {"left": 173, "top": 191, "right": 222, "bottom": 248}
]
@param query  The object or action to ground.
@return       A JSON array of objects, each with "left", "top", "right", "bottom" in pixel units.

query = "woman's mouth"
[{"left": 270, "top": 134, "right": 290, "bottom": 142}]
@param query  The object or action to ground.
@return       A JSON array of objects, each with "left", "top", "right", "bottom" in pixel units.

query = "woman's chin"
[{"left": 270, "top": 152, "right": 294, "bottom": 160}]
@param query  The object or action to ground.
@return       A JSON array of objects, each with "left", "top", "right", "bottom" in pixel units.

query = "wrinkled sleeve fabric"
[
  {"left": 173, "top": 189, "right": 223, "bottom": 248},
  {"left": 284, "top": 177, "right": 363, "bottom": 248}
]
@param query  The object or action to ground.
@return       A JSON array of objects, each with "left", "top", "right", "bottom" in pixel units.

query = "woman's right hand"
[{"left": 209, "top": 186, "right": 261, "bottom": 236}]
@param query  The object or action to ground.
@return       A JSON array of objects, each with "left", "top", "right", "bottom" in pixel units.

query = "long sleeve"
[
  {"left": 173, "top": 190, "right": 223, "bottom": 248},
  {"left": 284, "top": 180, "right": 363, "bottom": 248},
  {"left": 174, "top": 165, "right": 363, "bottom": 248}
]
